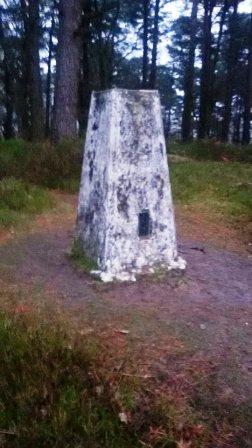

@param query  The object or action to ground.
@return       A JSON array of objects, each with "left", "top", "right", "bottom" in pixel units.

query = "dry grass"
[
  {"left": 0, "top": 140, "right": 251, "bottom": 447},
  {"left": 0, "top": 279, "right": 251, "bottom": 448}
]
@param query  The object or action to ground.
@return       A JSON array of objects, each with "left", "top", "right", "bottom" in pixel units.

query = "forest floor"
[{"left": 0, "top": 190, "right": 251, "bottom": 446}]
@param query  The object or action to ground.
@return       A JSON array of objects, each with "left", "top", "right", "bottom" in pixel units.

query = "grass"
[
  {"left": 0, "top": 138, "right": 251, "bottom": 224},
  {"left": 169, "top": 140, "right": 252, "bottom": 163},
  {"left": 0, "top": 285, "right": 251, "bottom": 448},
  {"left": 0, "top": 178, "right": 53, "bottom": 229},
  {"left": 170, "top": 160, "right": 252, "bottom": 222},
  {"left": 0, "top": 310, "right": 140, "bottom": 448},
  {"left": 1, "top": 159, "right": 251, "bottom": 232},
  {"left": 0, "top": 284, "right": 197, "bottom": 448},
  {"left": 0, "top": 138, "right": 251, "bottom": 236},
  {"left": 0, "top": 139, "right": 82, "bottom": 190},
  {"left": 0, "top": 138, "right": 251, "bottom": 446},
  {"left": 0, "top": 139, "right": 62, "bottom": 228}
]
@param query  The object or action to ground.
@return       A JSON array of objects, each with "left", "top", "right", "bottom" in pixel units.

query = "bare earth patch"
[
  {"left": 176, "top": 203, "right": 252, "bottom": 255},
  {"left": 0, "top": 192, "right": 251, "bottom": 447}
]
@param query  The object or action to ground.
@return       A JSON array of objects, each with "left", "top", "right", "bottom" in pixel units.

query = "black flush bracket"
[{"left": 138, "top": 210, "right": 152, "bottom": 237}]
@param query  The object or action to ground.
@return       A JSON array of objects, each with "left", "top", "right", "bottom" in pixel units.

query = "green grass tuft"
[
  {"left": 0, "top": 311, "right": 139, "bottom": 448},
  {"left": 0, "top": 138, "right": 82, "bottom": 191},
  {"left": 0, "top": 287, "right": 251, "bottom": 448},
  {"left": 170, "top": 160, "right": 252, "bottom": 221},
  {"left": 0, "top": 177, "right": 53, "bottom": 229},
  {"left": 70, "top": 238, "right": 98, "bottom": 272},
  {"left": 168, "top": 139, "right": 252, "bottom": 163}
]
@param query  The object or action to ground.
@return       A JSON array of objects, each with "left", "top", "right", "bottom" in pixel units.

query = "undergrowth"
[
  {"left": 169, "top": 140, "right": 252, "bottom": 163},
  {"left": 0, "top": 140, "right": 251, "bottom": 447},
  {"left": 0, "top": 139, "right": 82, "bottom": 190},
  {"left": 0, "top": 138, "right": 251, "bottom": 231},
  {"left": 0, "top": 310, "right": 139, "bottom": 448},
  {"left": 0, "top": 297, "right": 251, "bottom": 448},
  {"left": 0, "top": 177, "right": 53, "bottom": 228},
  {"left": 170, "top": 160, "right": 252, "bottom": 222},
  {"left": 0, "top": 139, "right": 251, "bottom": 224}
]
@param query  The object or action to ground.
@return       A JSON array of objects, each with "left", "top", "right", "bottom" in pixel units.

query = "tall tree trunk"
[
  {"left": 93, "top": 0, "right": 120, "bottom": 90},
  {"left": 0, "top": 10, "right": 15, "bottom": 139},
  {"left": 29, "top": 0, "right": 44, "bottom": 140},
  {"left": 142, "top": 0, "right": 150, "bottom": 88},
  {"left": 181, "top": 0, "right": 199, "bottom": 141},
  {"left": 232, "top": 97, "right": 242, "bottom": 143},
  {"left": 198, "top": 0, "right": 215, "bottom": 139},
  {"left": 78, "top": 38, "right": 90, "bottom": 135},
  {"left": 94, "top": 0, "right": 107, "bottom": 90},
  {"left": 242, "top": 13, "right": 252, "bottom": 144},
  {"left": 214, "top": 0, "right": 229, "bottom": 68},
  {"left": 149, "top": 0, "right": 160, "bottom": 89},
  {"left": 78, "top": 0, "right": 92, "bottom": 135},
  {"left": 166, "top": 107, "right": 172, "bottom": 138},
  {"left": 3, "top": 67, "right": 14, "bottom": 140},
  {"left": 209, "top": 0, "right": 229, "bottom": 135},
  {"left": 221, "top": 0, "right": 239, "bottom": 142},
  {"left": 20, "top": 0, "right": 30, "bottom": 140},
  {"left": 21, "top": 0, "right": 44, "bottom": 141},
  {"left": 45, "top": 2, "right": 56, "bottom": 138},
  {"left": 52, "top": 0, "right": 82, "bottom": 142},
  {"left": 108, "top": 0, "right": 121, "bottom": 87}
]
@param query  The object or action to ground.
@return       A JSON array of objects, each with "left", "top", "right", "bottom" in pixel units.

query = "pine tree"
[
  {"left": 181, "top": 0, "right": 199, "bottom": 141},
  {"left": 52, "top": 0, "right": 82, "bottom": 142}
]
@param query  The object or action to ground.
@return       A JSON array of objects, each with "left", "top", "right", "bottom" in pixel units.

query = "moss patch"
[{"left": 70, "top": 238, "right": 98, "bottom": 272}]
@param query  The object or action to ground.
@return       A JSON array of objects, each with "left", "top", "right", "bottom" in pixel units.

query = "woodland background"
[
  {"left": 0, "top": 0, "right": 251, "bottom": 145},
  {"left": 0, "top": 2, "right": 252, "bottom": 447}
]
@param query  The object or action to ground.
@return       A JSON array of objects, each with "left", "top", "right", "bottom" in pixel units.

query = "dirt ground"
[{"left": 0, "top": 192, "right": 251, "bottom": 421}]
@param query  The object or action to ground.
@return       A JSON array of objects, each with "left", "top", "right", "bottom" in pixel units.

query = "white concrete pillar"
[{"left": 76, "top": 89, "right": 186, "bottom": 281}]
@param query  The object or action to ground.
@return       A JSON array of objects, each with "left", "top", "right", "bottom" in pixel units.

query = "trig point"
[{"left": 76, "top": 89, "right": 186, "bottom": 282}]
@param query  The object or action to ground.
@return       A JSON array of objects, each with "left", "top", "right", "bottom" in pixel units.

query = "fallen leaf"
[
  {"left": 95, "top": 385, "right": 104, "bottom": 396},
  {"left": 177, "top": 440, "right": 192, "bottom": 448},
  {"left": 79, "top": 328, "right": 94, "bottom": 336},
  {"left": 119, "top": 412, "right": 131, "bottom": 424},
  {"left": 115, "top": 329, "right": 130, "bottom": 335}
]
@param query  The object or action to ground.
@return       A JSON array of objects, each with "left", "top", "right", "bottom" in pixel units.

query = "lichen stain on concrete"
[
  {"left": 117, "top": 175, "right": 131, "bottom": 219},
  {"left": 76, "top": 89, "right": 186, "bottom": 282}
]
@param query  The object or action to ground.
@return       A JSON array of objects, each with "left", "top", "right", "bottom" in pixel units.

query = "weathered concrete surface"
[{"left": 76, "top": 89, "right": 185, "bottom": 281}]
